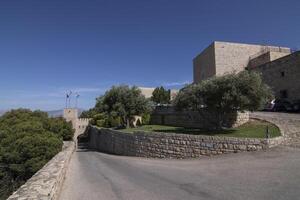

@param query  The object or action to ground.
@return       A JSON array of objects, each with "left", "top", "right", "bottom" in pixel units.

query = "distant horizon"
[{"left": 1, "top": 0, "right": 299, "bottom": 110}]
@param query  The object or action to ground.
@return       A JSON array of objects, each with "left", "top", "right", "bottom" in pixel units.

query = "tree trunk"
[
  {"left": 126, "top": 118, "right": 130, "bottom": 128},
  {"left": 215, "top": 111, "right": 224, "bottom": 130}
]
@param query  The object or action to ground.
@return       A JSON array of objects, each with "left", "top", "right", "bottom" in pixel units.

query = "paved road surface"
[{"left": 59, "top": 146, "right": 300, "bottom": 200}]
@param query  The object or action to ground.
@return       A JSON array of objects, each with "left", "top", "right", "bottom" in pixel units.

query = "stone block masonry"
[
  {"left": 251, "top": 51, "right": 300, "bottom": 102},
  {"left": 88, "top": 126, "right": 281, "bottom": 159},
  {"left": 193, "top": 41, "right": 291, "bottom": 83},
  {"left": 150, "top": 106, "right": 250, "bottom": 129},
  {"left": 7, "top": 141, "right": 75, "bottom": 200}
]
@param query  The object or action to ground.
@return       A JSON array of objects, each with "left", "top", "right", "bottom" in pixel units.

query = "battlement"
[
  {"left": 75, "top": 118, "right": 91, "bottom": 136},
  {"left": 63, "top": 108, "right": 90, "bottom": 138},
  {"left": 77, "top": 118, "right": 90, "bottom": 123}
]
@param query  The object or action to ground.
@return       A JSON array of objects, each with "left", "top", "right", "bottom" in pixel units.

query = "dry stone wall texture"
[
  {"left": 88, "top": 127, "right": 273, "bottom": 159},
  {"left": 150, "top": 107, "right": 249, "bottom": 129},
  {"left": 7, "top": 141, "right": 75, "bottom": 200}
]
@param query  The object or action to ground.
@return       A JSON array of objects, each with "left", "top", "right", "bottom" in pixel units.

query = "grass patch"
[{"left": 120, "top": 120, "right": 281, "bottom": 138}]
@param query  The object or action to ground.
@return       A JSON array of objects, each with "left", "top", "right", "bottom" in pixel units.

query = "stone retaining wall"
[
  {"left": 150, "top": 107, "right": 249, "bottom": 129},
  {"left": 7, "top": 141, "right": 75, "bottom": 200},
  {"left": 88, "top": 126, "right": 279, "bottom": 159}
]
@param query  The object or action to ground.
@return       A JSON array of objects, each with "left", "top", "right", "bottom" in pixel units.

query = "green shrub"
[
  {"left": 142, "top": 113, "right": 151, "bottom": 125},
  {"left": 108, "top": 116, "right": 121, "bottom": 127},
  {"left": 96, "top": 119, "right": 105, "bottom": 127},
  {"left": 0, "top": 109, "right": 73, "bottom": 199}
]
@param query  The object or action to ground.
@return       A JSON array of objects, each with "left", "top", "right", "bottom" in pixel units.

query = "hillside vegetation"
[{"left": 0, "top": 109, "right": 74, "bottom": 200}]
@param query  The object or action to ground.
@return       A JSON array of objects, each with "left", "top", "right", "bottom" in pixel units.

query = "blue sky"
[{"left": 0, "top": 0, "right": 299, "bottom": 110}]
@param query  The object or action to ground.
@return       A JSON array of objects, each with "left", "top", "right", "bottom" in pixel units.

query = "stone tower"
[{"left": 63, "top": 108, "right": 78, "bottom": 127}]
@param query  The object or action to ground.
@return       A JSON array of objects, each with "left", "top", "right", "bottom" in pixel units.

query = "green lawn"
[{"left": 120, "top": 120, "right": 281, "bottom": 138}]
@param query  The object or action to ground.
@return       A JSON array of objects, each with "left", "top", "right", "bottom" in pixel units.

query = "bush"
[
  {"left": 46, "top": 117, "right": 74, "bottom": 140},
  {"left": 107, "top": 116, "right": 121, "bottom": 128},
  {"left": 142, "top": 113, "right": 151, "bottom": 125},
  {"left": 0, "top": 109, "right": 73, "bottom": 199},
  {"left": 94, "top": 85, "right": 151, "bottom": 128}
]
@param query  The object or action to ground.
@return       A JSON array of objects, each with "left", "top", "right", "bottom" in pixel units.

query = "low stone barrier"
[
  {"left": 88, "top": 126, "right": 280, "bottom": 159},
  {"left": 7, "top": 141, "right": 75, "bottom": 200},
  {"left": 150, "top": 106, "right": 249, "bottom": 129}
]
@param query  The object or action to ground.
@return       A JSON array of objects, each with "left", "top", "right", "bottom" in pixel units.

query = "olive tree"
[
  {"left": 174, "top": 71, "right": 273, "bottom": 129},
  {"left": 151, "top": 86, "right": 170, "bottom": 104},
  {"left": 95, "top": 85, "right": 151, "bottom": 128}
]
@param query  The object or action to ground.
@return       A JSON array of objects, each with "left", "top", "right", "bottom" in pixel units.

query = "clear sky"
[{"left": 0, "top": 0, "right": 299, "bottom": 110}]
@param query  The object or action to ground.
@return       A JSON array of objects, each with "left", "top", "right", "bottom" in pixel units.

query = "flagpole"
[
  {"left": 68, "top": 91, "right": 72, "bottom": 108},
  {"left": 75, "top": 93, "right": 80, "bottom": 108},
  {"left": 65, "top": 92, "right": 68, "bottom": 108},
  {"left": 66, "top": 92, "right": 69, "bottom": 108},
  {"left": 75, "top": 94, "right": 78, "bottom": 108}
]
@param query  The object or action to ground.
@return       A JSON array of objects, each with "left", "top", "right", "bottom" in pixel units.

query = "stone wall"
[
  {"left": 87, "top": 126, "right": 278, "bottom": 159},
  {"left": 193, "top": 42, "right": 216, "bottom": 83},
  {"left": 150, "top": 106, "right": 249, "bottom": 129},
  {"left": 193, "top": 41, "right": 291, "bottom": 83},
  {"left": 247, "top": 51, "right": 290, "bottom": 69},
  {"left": 63, "top": 108, "right": 78, "bottom": 127},
  {"left": 76, "top": 118, "right": 90, "bottom": 136},
  {"left": 250, "top": 112, "right": 300, "bottom": 147},
  {"left": 215, "top": 42, "right": 291, "bottom": 77},
  {"left": 7, "top": 141, "right": 75, "bottom": 200},
  {"left": 251, "top": 51, "right": 300, "bottom": 102},
  {"left": 248, "top": 51, "right": 272, "bottom": 69}
]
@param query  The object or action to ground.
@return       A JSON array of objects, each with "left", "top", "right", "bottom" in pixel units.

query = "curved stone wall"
[
  {"left": 150, "top": 107, "right": 249, "bottom": 129},
  {"left": 7, "top": 141, "right": 75, "bottom": 200},
  {"left": 88, "top": 126, "right": 279, "bottom": 159}
]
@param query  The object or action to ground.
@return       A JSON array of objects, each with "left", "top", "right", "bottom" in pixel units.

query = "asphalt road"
[{"left": 59, "top": 146, "right": 300, "bottom": 200}]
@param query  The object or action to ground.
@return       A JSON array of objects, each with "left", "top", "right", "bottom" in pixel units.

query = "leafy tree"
[
  {"left": 151, "top": 86, "right": 171, "bottom": 104},
  {"left": 0, "top": 109, "right": 74, "bottom": 199},
  {"left": 95, "top": 85, "right": 151, "bottom": 128},
  {"left": 174, "top": 71, "right": 273, "bottom": 129},
  {"left": 80, "top": 108, "right": 98, "bottom": 118},
  {"left": 141, "top": 113, "right": 151, "bottom": 125},
  {"left": 45, "top": 117, "right": 74, "bottom": 141}
]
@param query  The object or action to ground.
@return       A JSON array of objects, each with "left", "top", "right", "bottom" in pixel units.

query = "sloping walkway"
[
  {"left": 59, "top": 147, "right": 300, "bottom": 200},
  {"left": 58, "top": 112, "right": 300, "bottom": 200},
  {"left": 250, "top": 112, "right": 300, "bottom": 147}
]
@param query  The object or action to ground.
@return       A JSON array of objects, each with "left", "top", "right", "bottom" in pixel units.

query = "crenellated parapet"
[
  {"left": 63, "top": 108, "right": 90, "bottom": 139},
  {"left": 75, "top": 118, "right": 90, "bottom": 134}
]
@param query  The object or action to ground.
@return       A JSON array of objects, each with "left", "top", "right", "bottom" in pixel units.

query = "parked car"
[
  {"left": 264, "top": 99, "right": 293, "bottom": 112},
  {"left": 292, "top": 100, "right": 300, "bottom": 112},
  {"left": 264, "top": 99, "right": 275, "bottom": 111},
  {"left": 273, "top": 99, "right": 293, "bottom": 112}
]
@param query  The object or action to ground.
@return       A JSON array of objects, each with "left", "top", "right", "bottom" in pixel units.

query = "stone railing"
[
  {"left": 7, "top": 141, "right": 75, "bottom": 200},
  {"left": 88, "top": 126, "right": 281, "bottom": 159}
]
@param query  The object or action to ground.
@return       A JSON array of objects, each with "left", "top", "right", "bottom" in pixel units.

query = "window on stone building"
[
  {"left": 281, "top": 71, "right": 285, "bottom": 77},
  {"left": 280, "top": 90, "right": 288, "bottom": 99}
]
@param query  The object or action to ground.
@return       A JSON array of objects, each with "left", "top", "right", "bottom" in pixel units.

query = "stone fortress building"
[
  {"left": 193, "top": 41, "right": 299, "bottom": 102},
  {"left": 252, "top": 51, "right": 300, "bottom": 101}
]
